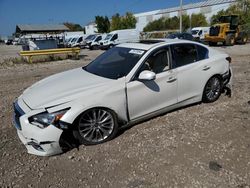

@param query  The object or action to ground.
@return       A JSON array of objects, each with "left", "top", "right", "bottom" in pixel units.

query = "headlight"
[{"left": 29, "top": 109, "right": 69, "bottom": 129}]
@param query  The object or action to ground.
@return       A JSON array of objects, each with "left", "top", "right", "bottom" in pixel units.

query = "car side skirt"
[{"left": 123, "top": 95, "right": 201, "bottom": 128}]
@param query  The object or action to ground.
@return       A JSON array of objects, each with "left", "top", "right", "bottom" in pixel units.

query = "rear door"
[{"left": 171, "top": 43, "right": 211, "bottom": 102}]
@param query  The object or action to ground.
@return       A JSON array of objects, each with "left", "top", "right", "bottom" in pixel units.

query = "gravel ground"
[{"left": 0, "top": 44, "right": 249, "bottom": 188}]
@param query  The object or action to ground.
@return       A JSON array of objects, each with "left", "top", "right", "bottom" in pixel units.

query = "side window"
[
  {"left": 139, "top": 48, "right": 170, "bottom": 75},
  {"left": 111, "top": 34, "right": 118, "bottom": 41},
  {"left": 198, "top": 30, "right": 202, "bottom": 35},
  {"left": 171, "top": 44, "right": 198, "bottom": 68},
  {"left": 196, "top": 45, "right": 209, "bottom": 60}
]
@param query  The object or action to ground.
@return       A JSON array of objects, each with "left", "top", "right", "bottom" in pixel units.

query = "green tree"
[
  {"left": 191, "top": 13, "right": 208, "bottom": 28},
  {"left": 143, "top": 13, "right": 208, "bottom": 32},
  {"left": 182, "top": 14, "right": 191, "bottom": 31},
  {"left": 237, "top": 0, "right": 250, "bottom": 14},
  {"left": 143, "top": 17, "right": 166, "bottom": 32},
  {"left": 111, "top": 12, "right": 137, "bottom": 31},
  {"left": 166, "top": 16, "right": 179, "bottom": 30},
  {"left": 111, "top": 13, "right": 122, "bottom": 31},
  {"left": 210, "top": 10, "right": 226, "bottom": 25},
  {"left": 210, "top": 0, "right": 250, "bottom": 25},
  {"left": 95, "top": 16, "right": 110, "bottom": 33},
  {"left": 121, "top": 12, "right": 137, "bottom": 29},
  {"left": 63, "top": 22, "right": 84, "bottom": 31}
]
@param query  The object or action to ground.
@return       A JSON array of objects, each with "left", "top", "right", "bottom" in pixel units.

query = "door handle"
[
  {"left": 167, "top": 77, "right": 177, "bottom": 83},
  {"left": 203, "top": 66, "right": 211, "bottom": 71}
]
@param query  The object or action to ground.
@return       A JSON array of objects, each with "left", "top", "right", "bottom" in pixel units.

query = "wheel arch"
[
  {"left": 71, "top": 106, "right": 121, "bottom": 127},
  {"left": 203, "top": 74, "right": 223, "bottom": 91},
  {"left": 202, "top": 74, "right": 223, "bottom": 102}
]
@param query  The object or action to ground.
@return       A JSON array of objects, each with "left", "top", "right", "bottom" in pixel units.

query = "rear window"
[
  {"left": 196, "top": 45, "right": 209, "bottom": 60},
  {"left": 171, "top": 44, "right": 198, "bottom": 68}
]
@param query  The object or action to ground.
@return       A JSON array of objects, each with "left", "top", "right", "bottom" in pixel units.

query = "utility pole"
[{"left": 180, "top": 0, "right": 183, "bottom": 33}]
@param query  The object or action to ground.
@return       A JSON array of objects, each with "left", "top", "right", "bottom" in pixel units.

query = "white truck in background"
[
  {"left": 70, "top": 35, "right": 87, "bottom": 47},
  {"left": 191, "top": 27, "right": 210, "bottom": 42},
  {"left": 64, "top": 31, "right": 86, "bottom": 47},
  {"left": 99, "top": 29, "right": 140, "bottom": 50},
  {"left": 84, "top": 34, "right": 106, "bottom": 50}
]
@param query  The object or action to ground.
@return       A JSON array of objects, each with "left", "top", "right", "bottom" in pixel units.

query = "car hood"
[{"left": 22, "top": 68, "right": 112, "bottom": 109}]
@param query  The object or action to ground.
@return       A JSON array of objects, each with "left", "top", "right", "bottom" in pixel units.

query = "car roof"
[{"left": 117, "top": 39, "right": 205, "bottom": 51}]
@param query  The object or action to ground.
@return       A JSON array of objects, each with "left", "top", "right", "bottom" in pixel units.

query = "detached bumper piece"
[
  {"left": 13, "top": 101, "right": 25, "bottom": 130},
  {"left": 222, "top": 69, "right": 232, "bottom": 97}
]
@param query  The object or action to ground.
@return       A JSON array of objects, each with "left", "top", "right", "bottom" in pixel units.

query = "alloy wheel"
[
  {"left": 78, "top": 109, "right": 114, "bottom": 143},
  {"left": 205, "top": 77, "right": 221, "bottom": 101}
]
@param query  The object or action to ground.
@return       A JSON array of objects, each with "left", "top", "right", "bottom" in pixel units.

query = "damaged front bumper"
[{"left": 13, "top": 99, "right": 64, "bottom": 156}]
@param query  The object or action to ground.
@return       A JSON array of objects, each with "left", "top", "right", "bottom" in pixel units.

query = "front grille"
[
  {"left": 209, "top": 26, "right": 220, "bottom": 36},
  {"left": 13, "top": 101, "right": 25, "bottom": 130}
]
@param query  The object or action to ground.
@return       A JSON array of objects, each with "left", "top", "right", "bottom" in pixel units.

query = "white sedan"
[{"left": 13, "top": 39, "right": 232, "bottom": 156}]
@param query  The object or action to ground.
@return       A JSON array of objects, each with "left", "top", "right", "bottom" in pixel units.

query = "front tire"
[
  {"left": 225, "top": 34, "right": 235, "bottom": 46},
  {"left": 73, "top": 108, "right": 119, "bottom": 145},
  {"left": 202, "top": 76, "right": 222, "bottom": 103},
  {"left": 208, "top": 41, "right": 217, "bottom": 46},
  {"left": 109, "top": 44, "right": 114, "bottom": 49}
]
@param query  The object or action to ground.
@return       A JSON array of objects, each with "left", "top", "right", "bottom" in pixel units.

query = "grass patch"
[{"left": 0, "top": 54, "right": 78, "bottom": 67}]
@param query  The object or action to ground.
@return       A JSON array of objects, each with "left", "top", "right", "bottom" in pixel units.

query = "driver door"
[{"left": 126, "top": 47, "right": 178, "bottom": 120}]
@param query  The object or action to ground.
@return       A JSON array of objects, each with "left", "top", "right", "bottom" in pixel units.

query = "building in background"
[
  {"left": 134, "top": 0, "right": 236, "bottom": 31},
  {"left": 15, "top": 24, "right": 70, "bottom": 36},
  {"left": 84, "top": 22, "right": 98, "bottom": 35}
]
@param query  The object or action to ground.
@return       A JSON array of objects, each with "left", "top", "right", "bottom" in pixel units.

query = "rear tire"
[
  {"left": 238, "top": 33, "right": 248, "bottom": 44},
  {"left": 202, "top": 76, "right": 222, "bottom": 103}
]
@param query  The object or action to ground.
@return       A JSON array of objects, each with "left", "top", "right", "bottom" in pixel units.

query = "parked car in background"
[
  {"left": 191, "top": 27, "right": 210, "bottom": 41},
  {"left": 5, "top": 39, "right": 13, "bottom": 45},
  {"left": 85, "top": 34, "right": 106, "bottom": 50},
  {"left": 80, "top": 34, "right": 96, "bottom": 48},
  {"left": 65, "top": 37, "right": 72, "bottom": 44},
  {"left": 71, "top": 35, "right": 87, "bottom": 48},
  {"left": 99, "top": 29, "right": 140, "bottom": 50},
  {"left": 166, "top": 32, "right": 194, "bottom": 41},
  {"left": 12, "top": 38, "right": 20, "bottom": 45},
  {"left": 13, "top": 39, "right": 232, "bottom": 156},
  {"left": 66, "top": 37, "right": 78, "bottom": 47}
]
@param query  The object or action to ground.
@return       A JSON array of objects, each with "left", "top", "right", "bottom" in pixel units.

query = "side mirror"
[{"left": 138, "top": 70, "right": 156, "bottom": 81}]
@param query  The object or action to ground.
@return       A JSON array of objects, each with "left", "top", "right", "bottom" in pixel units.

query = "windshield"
[
  {"left": 85, "top": 35, "right": 96, "bottom": 40},
  {"left": 71, "top": 38, "right": 77, "bottom": 42},
  {"left": 104, "top": 34, "right": 113, "bottom": 40},
  {"left": 220, "top": 16, "right": 231, "bottom": 23},
  {"left": 191, "top": 30, "right": 199, "bottom": 35},
  {"left": 66, "top": 38, "right": 71, "bottom": 42},
  {"left": 84, "top": 47, "right": 145, "bottom": 79}
]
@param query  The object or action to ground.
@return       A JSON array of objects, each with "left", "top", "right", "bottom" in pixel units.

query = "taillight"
[{"left": 226, "top": 57, "right": 232, "bottom": 64}]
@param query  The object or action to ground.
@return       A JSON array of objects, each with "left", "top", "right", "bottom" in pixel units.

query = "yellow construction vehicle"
[{"left": 205, "top": 15, "right": 248, "bottom": 46}]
